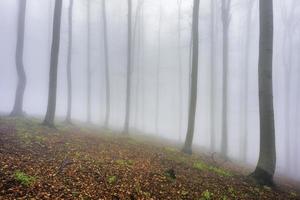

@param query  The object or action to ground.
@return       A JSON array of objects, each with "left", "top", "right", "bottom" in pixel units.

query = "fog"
[{"left": 0, "top": 0, "right": 299, "bottom": 183}]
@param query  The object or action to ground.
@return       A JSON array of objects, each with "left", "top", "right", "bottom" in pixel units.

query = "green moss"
[
  {"left": 164, "top": 147, "right": 178, "bottom": 153},
  {"left": 115, "top": 159, "right": 134, "bottom": 166},
  {"left": 200, "top": 190, "right": 213, "bottom": 200},
  {"left": 108, "top": 176, "right": 117, "bottom": 184},
  {"left": 14, "top": 170, "right": 36, "bottom": 186},
  {"left": 193, "top": 161, "right": 231, "bottom": 177}
]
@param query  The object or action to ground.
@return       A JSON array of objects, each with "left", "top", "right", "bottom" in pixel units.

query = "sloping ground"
[{"left": 0, "top": 118, "right": 299, "bottom": 200}]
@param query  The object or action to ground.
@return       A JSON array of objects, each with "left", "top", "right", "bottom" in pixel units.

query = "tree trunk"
[
  {"left": 102, "top": 0, "right": 111, "bottom": 127},
  {"left": 124, "top": 0, "right": 133, "bottom": 134},
  {"left": 250, "top": 0, "right": 276, "bottom": 186},
  {"left": 209, "top": 0, "right": 216, "bottom": 151},
  {"left": 86, "top": 0, "right": 92, "bottom": 123},
  {"left": 10, "top": 0, "right": 27, "bottom": 117},
  {"left": 43, "top": 0, "right": 63, "bottom": 127},
  {"left": 241, "top": 0, "right": 255, "bottom": 162},
  {"left": 66, "top": 0, "right": 74, "bottom": 123},
  {"left": 220, "top": 0, "right": 231, "bottom": 158},
  {"left": 177, "top": 0, "right": 183, "bottom": 141},
  {"left": 155, "top": 1, "right": 162, "bottom": 135},
  {"left": 182, "top": 0, "right": 200, "bottom": 154},
  {"left": 132, "top": 0, "right": 144, "bottom": 127}
]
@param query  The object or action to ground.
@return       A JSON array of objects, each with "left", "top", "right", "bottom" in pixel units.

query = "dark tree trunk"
[
  {"left": 66, "top": 0, "right": 74, "bottom": 123},
  {"left": 124, "top": 0, "right": 132, "bottom": 134},
  {"left": 10, "top": 0, "right": 27, "bottom": 117},
  {"left": 250, "top": 0, "right": 276, "bottom": 186},
  {"left": 43, "top": 0, "right": 63, "bottom": 127},
  {"left": 182, "top": 0, "right": 200, "bottom": 154},
  {"left": 102, "top": 0, "right": 111, "bottom": 127}
]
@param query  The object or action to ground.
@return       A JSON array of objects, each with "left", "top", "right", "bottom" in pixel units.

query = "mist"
[{"left": 0, "top": 0, "right": 300, "bottom": 199}]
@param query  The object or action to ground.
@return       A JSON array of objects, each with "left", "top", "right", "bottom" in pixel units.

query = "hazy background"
[{"left": 0, "top": 0, "right": 299, "bottom": 181}]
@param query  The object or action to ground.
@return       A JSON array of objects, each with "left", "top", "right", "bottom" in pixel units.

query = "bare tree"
[
  {"left": 177, "top": 0, "right": 183, "bottom": 141},
  {"left": 281, "top": 0, "right": 297, "bottom": 169},
  {"left": 86, "top": 0, "right": 92, "bottom": 123},
  {"left": 65, "top": 0, "right": 74, "bottom": 123},
  {"left": 102, "top": 0, "right": 111, "bottom": 127},
  {"left": 220, "top": 0, "right": 231, "bottom": 157},
  {"left": 182, "top": 0, "right": 200, "bottom": 154},
  {"left": 132, "top": 0, "right": 144, "bottom": 127},
  {"left": 240, "top": 0, "right": 255, "bottom": 162},
  {"left": 43, "top": 0, "right": 63, "bottom": 127},
  {"left": 209, "top": 0, "right": 216, "bottom": 151},
  {"left": 10, "top": 0, "right": 27, "bottom": 117},
  {"left": 124, "top": 0, "right": 133, "bottom": 134},
  {"left": 250, "top": 0, "right": 276, "bottom": 186},
  {"left": 155, "top": 0, "right": 162, "bottom": 134}
]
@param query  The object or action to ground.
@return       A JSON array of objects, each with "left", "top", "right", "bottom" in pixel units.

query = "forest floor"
[{"left": 0, "top": 117, "right": 299, "bottom": 200}]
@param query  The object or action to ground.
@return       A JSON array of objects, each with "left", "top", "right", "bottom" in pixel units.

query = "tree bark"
[
  {"left": 250, "top": 0, "right": 276, "bottom": 186},
  {"left": 209, "top": 0, "right": 216, "bottom": 151},
  {"left": 220, "top": 0, "right": 231, "bottom": 158},
  {"left": 241, "top": 0, "right": 255, "bottom": 162},
  {"left": 177, "top": 0, "right": 183, "bottom": 141},
  {"left": 86, "top": 0, "right": 92, "bottom": 123},
  {"left": 43, "top": 0, "right": 63, "bottom": 127},
  {"left": 102, "top": 0, "right": 111, "bottom": 127},
  {"left": 155, "top": 0, "right": 162, "bottom": 135},
  {"left": 182, "top": 0, "right": 200, "bottom": 154},
  {"left": 11, "top": 0, "right": 27, "bottom": 117},
  {"left": 124, "top": 0, "right": 133, "bottom": 134},
  {"left": 66, "top": 0, "right": 74, "bottom": 123}
]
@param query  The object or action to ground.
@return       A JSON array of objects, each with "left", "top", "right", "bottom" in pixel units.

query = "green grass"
[
  {"left": 14, "top": 170, "right": 36, "bottom": 186},
  {"left": 193, "top": 161, "right": 231, "bottom": 177}
]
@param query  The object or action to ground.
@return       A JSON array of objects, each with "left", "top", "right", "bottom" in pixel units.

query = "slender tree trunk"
[
  {"left": 281, "top": 0, "right": 296, "bottom": 169},
  {"left": 43, "top": 0, "right": 63, "bottom": 127},
  {"left": 87, "top": 0, "right": 92, "bottom": 123},
  {"left": 155, "top": 1, "right": 162, "bottom": 135},
  {"left": 140, "top": 6, "right": 145, "bottom": 130},
  {"left": 132, "top": 0, "right": 144, "bottom": 127},
  {"left": 48, "top": 0, "right": 53, "bottom": 53},
  {"left": 241, "top": 0, "right": 254, "bottom": 162},
  {"left": 102, "top": 0, "right": 111, "bottom": 127},
  {"left": 177, "top": 0, "right": 183, "bottom": 141},
  {"left": 209, "top": 0, "right": 216, "bottom": 151},
  {"left": 124, "top": 0, "right": 133, "bottom": 134},
  {"left": 66, "top": 0, "right": 74, "bottom": 123},
  {"left": 250, "top": 0, "right": 276, "bottom": 186},
  {"left": 220, "top": 0, "right": 231, "bottom": 158},
  {"left": 182, "top": 0, "right": 200, "bottom": 154},
  {"left": 10, "top": 0, "right": 27, "bottom": 117}
]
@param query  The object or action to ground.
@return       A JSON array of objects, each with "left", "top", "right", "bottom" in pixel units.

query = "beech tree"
[
  {"left": 124, "top": 0, "right": 133, "bottom": 134},
  {"left": 43, "top": 0, "right": 63, "bottom": 127},
  {"left": 102, "top": 0, "right": 111, "bottom": 127},
  {"left": 86, "top": 0, "right": 92, "bottom": 123},
  {"left": 155, "top": 0, "right": 162, "bottom": 134},
  {"left": 210, "top": 0, "right": 216, "bottom": 151},
  {"left": 66, "top": 0, "right": 74, "bottom": 123},
  {"left": 250, "top": 0, "right": 276, "bottom": 186},
  {"left": 10, "top": 0, "right": 27, "bottom": 117},
  {"left": 220, "top": 0, "right": 231, "bottom": 157},
  {"left": 177, "top": 0, "right": 183, "bottom": 141},
  {"left": 182, "top": 0, "right": 200, "bottom": 154}
]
